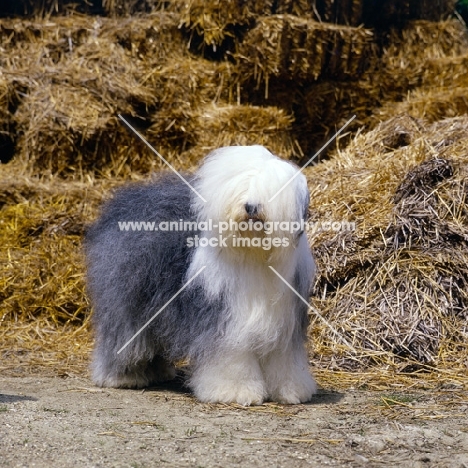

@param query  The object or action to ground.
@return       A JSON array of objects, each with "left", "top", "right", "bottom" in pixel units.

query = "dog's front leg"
[
  {"left": 190, "top": 351, "right": 267, "bottom": 406},
  {"left": 262, "top": 342, "right": 317, "bottom": 404}
]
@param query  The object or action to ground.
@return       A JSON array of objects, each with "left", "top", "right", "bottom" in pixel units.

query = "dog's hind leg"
[
  {"left": 145, "top": 355, "right": 177, "bottom": 383},
  {"left": 92, "top": 341, "right": 175, "bottom": 389}
]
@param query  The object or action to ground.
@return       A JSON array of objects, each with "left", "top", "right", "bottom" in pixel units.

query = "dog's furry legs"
[
  {"left": 190, "top": 351, "right": 267, "bottom": 405},
  {"left": 262, "top": 344, "right": 317, "bottom": 404},
  {"left": 92, "top": 345, "right": 176, "bottom": 389}
]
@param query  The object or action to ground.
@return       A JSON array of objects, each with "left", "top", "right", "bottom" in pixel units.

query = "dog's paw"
[
  {"left": 201, "top": 386, "right": 266, "bottom": 406},
  {"left": 270, "top": 373, "right": 317, "bottom": 404},
  {"left": 93, "top": 355, "right": 176, "bottom": 389},
  {"left": 94, "top": 373, "right": 150, "bottom": 389},
  {"left": 194, "top": 380, "right": 267, "bottom": 406}
]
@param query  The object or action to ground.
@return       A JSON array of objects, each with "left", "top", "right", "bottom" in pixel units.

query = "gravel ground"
[{"left": 1, "top": 375, "right": 468, "bottom": 467}]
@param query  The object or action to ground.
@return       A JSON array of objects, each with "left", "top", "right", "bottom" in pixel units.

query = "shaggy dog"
[{"left": 85, "top": 145, "right": 317, "bottom": 405}]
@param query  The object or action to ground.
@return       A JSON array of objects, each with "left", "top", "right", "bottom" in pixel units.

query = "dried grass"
[
  {"left": 275, "top": 0, "right": 365, "bottom": 26},
  {"left": 0, "top": 169, "right": 126, "bottom": 376},
  {"left": 175, "top": 0, "right": 272, "bottom": 47},
  {"left": 237, "top": 14, "right": 374, "bottom": 89},
  {"left": 2, "top": 9, "right": 468, "bottom": 389},
  {"left": 0, "top": 14, "right": 196, "bottom": 177},
  {"left": 376, "top": 87, "right": 468, "bottom": 123},
  {"left": 305, "top": 115, "right": 468, "bottom": 378},
  {"left": 376, "top": 19, "right": 468, "bottom": 102},
  {"left": 192, "top": 103, "right": 300, "bottom": 159}
]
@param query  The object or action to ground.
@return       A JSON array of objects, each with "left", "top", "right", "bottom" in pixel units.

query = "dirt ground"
[{"left": 1, "top": 374, "right": 468, "bottom": 468}]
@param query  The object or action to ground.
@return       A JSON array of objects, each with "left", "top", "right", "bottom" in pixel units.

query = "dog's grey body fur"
[{"left": 86, "top": 174, "right": 228, "bottom": 387}]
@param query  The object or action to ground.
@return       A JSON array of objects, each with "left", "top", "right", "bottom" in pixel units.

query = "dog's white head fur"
[{"left": 192, "top": 145, "right": 309, "bottom": 254}]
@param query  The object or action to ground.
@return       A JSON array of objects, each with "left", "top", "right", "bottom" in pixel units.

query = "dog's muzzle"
[{"left": 244, "top": 203, "right": 262, "bottom": 221}]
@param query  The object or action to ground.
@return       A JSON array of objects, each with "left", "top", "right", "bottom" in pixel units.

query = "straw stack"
[
  {"left": 376, "top": 19, "right": 468, "bottom": 102},
  {"left": 2, "top": 2, "right": 468, "bottom": 382},
  {"left": 237, "top": 14, "right": 374, "bottom": 87},
  {"left": 0, "top": 168, "right": 112, "bottom": 375},
  {"left": 306, "top": 115, "right": 468, "bottom": 371},
  {"left": 193, "top": 103, "right": 300, "bottom": 159},
  {"left": 275, "top": 0, "right": 365, "bottom": 26},
  {"left": 0, "top": 14, "right": 189, "bottom": 177},
  {"left": 373, "top": 19, "right": 468, "bottom": 123},
  {"left": 176, "top": 0, "right": 272, "bottom": 48}
]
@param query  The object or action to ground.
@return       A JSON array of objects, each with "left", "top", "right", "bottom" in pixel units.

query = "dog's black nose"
[{"left": 245, "top": 203, "right": 259, "bottom": 217}]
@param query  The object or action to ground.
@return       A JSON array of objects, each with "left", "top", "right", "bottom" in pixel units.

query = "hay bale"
[
  {"left": 305, "top": 115, "right": 468, "bottom": 371},
  {"left": 0, "top": 16, "right": 97, "bottom": 50},
  {"left": 302, "top": 80, "right": 379, "bottom": 145},
  {"left": 14, "top": 83, "right": 110, "bottom": 175},
  {"left": 58, "top": 38, "right": 156, "bottom": 112},
  {"left": 143, "top": 57, "right": 237, "bottom": 161},
  {"left": 192, "top": 103, "right": 300, "bottom": 159},
  {"left": 0, "top": 13, "right": 184, "bottom": 60},
  {"left": 0, "top": 13, "right": 186, "bottom": 153},
  {"left": 0, "top": 15, "right": 241, "bottom": 177},
  {"left": 384, "top": 18, "right": 468, "bottom": 61},
  {"left": 275, "top": 0, "right": 365, "bottom": 26},
  {"left": 368, "top": 19, "right": 468, "bottom": 127},
  {"left": 0, "top": 0, "right": 102, "bottom": 17},
  {"left": 0, "top": 14, "right": 184, "bottom": 96},
  {"left": 0, "top": 171, "right": 109, "bottom": 375},
  {"left": 103, "top": 13, "right": 185, "bottom": 61},
  {"left": 377, "top": 19, "right": 468, "bottom": 101},
  {"left": 376, "top": 87, "right": 468, "bottom": 123},
  {"left": 14, "top": 83, "right": 168, "bottom": 177},
  {"left": 144, "top": 57, "right": 235, "bottom": 109},
  {"left": 422, "top": 54, "right": 468, "bottom": 89},
  {"left": 0, "top": 14, "right": 196, "bottom": 176},
  {"left": 175, "top": 0, "right": 272, "bottom": 48},
  {"left": 236, "top": 14, "right": 374, "bottom": 90}
]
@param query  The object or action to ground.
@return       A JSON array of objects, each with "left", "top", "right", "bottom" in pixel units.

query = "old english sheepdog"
[{"left": 85, "top": 145, "right": 317, "bottom": 405}]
